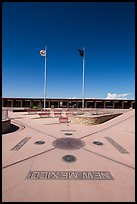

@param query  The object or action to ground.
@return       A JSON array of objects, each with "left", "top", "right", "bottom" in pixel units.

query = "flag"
[
  {"left": 40, "top": 50, "right": 46, "bottom": 56},
  {"left": 78, "top": 49, "right": 84, "bottom": 57}
]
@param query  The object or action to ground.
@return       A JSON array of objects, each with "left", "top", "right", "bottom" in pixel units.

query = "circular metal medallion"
[
  {"left": 93, "top": 141, "right": 103, "bottom": 145},
  {"left": 53, "top": 138, "right": 85, "bottom": 150},
  {"left": 34, "top": 141, "right": 45, "bottom": 145},
  {"left": 64, "top": 132, "right": 73, "bottom": 136},
  {"left": 62, "top": 155, "right": 77, "bottom": 162}
]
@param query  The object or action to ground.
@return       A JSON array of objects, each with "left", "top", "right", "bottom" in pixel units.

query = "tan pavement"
[{"left": 2, "top": 109, "right": 135, "bottom": 202}]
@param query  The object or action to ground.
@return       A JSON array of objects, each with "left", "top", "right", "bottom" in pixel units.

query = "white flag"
[{"left": 40, "top": 50, "right": 46, "bottom": 56}]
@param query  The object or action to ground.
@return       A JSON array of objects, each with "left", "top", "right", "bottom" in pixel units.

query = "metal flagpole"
[
  {"left": 82, "top": 47, "right": 85, "bottom": 109},
  {"left": 44, "top": 46, "right": 47, "bottom": 110}
]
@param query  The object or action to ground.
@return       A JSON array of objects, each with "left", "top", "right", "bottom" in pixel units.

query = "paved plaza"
[{"left": 2, "top": 109, "right": 135, "bottom": 202}]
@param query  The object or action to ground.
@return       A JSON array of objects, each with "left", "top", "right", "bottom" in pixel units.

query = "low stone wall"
[
  {"left": 2, "top": 118, "right": 11, "bottom": 134},
  {"left": 72, "top": 113, "right": 122, "bottom": 125}
]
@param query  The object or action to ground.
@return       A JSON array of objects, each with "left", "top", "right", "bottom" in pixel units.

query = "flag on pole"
[
  {"left": 78, "top": 49, "right": 84, "bottom": 57},
  {"left": 40, "top": 50, "right": 46, "bottom": 56}
]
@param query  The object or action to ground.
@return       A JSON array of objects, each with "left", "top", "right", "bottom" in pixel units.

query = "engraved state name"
[
  {"left": 26, "top": 171, "right": 114, "bottom": 180},
  {"left": 11, "top": 137, "right": 31, "bottom": 151}
]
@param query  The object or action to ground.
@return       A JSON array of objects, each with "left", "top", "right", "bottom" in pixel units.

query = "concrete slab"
[{"left": 2, "top": 109, "right": 135, "bottom": 202}]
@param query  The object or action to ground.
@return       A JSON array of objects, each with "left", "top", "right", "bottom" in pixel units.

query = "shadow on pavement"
[{"left": 2, "top": 123, "right": 19, "bottom": 135}]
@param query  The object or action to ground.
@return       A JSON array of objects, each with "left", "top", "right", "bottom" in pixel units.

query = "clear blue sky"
[{"left": 2, "top": 2, "right": 135, "bottom": 99}]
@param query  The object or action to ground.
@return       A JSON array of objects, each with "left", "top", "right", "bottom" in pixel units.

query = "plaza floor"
[{"left": 2, "top": 109, "right": 135, "bottom": 202}]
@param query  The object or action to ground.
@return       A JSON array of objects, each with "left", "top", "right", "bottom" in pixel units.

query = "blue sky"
[{"left": 2, "top": 2, "right": 135, "bottom": 99}]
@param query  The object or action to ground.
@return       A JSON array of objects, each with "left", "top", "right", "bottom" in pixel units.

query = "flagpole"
[
  {"left": 44, "top": 46, "right": 47, "bottom": 110},
  {"left": 82, "top": 47, "right": 85, "bottom": 109}
]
